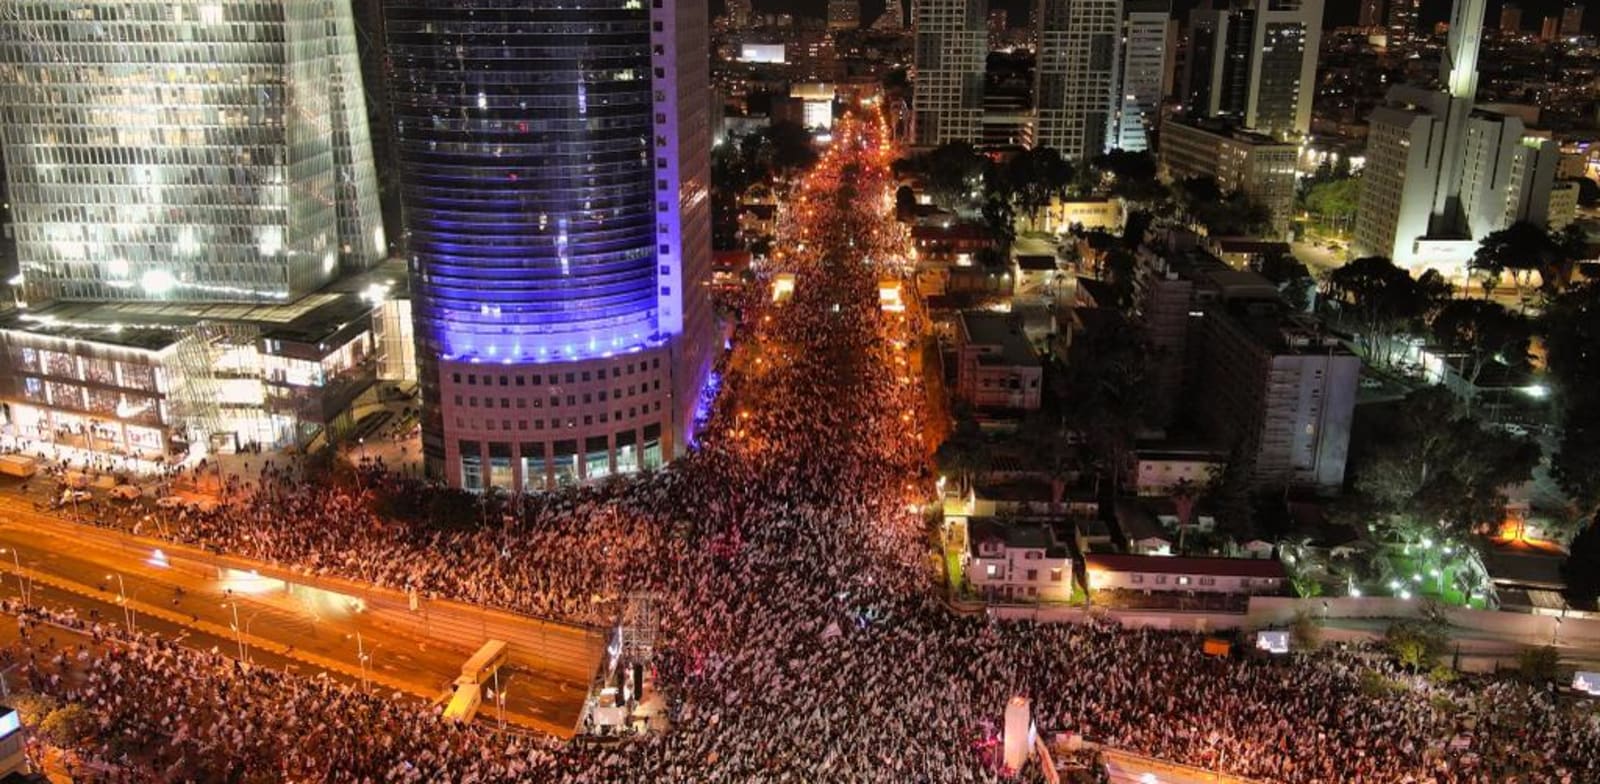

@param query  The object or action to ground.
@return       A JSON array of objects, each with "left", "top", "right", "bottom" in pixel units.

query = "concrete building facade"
[
  {"left": 1159, "top": 118, "right": 1298, "bottom": 240},
  {"left": 1195, "top": 304, "right": 1360, "bottom": 492},
  {"left": 1034, "top": 0, "right": 1121, "bottom": 158},
  {"left": 955, "top": 312, "right": 1042, "bottom": 411},
  {"left": 966, "top": 519, "right": 1074, "bottom": 602},
  {"left": 912, "top": 0, "right": 988, "bottom": 146},
  {"left": 1113, "top": 1, "right": 1173, "bottom": 152},
  {"left": 1354, "top": 0, "right": 1561, "bottom": 278},
  {"left": 1178, "top": 0, "right": 1322, "bottom": 141}
]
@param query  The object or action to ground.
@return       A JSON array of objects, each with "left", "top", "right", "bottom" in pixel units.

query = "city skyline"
[{"left": 0, "top": 0, "right": 1595, "bottom": 779}]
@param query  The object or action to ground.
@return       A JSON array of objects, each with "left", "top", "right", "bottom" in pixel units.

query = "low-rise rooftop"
[
  {"left": 959, "top": 311, "right": 1038, "bottom": 367},
  {"left": 1084, "top": 553, "right": 1286, "bottom": 579}
]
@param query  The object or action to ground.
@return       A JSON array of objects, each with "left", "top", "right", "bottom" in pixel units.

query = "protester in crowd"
[{"left": 10, "top": 112, "right": 1597, "bottom": 784}]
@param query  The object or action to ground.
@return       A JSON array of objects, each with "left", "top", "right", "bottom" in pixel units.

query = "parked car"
[
  {"left": 155, "top": 496, "right": 185, "bottom": 509},
  {"left": 59, "top": 489, "right": 92, "bottom": 504}
]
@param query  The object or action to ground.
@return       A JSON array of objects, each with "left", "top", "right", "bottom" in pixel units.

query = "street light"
[
  {"left": 354, "top": 631, "right": 370, "bottom": 692},
  {"left": 107, "top": 572, "right": 133, "bottom": 633},
  {"left": 0, "top": 548, "right": 29, "bottom": 606},
  {"left": 224, "top": 600, "right": 247, "bottom": 662},
  {"left": 489, "top": 669, "right": 509, "bottom": 730}
]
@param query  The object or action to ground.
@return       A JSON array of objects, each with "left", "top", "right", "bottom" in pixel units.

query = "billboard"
[
  {"left": 739, "top": 43, "right": 785, "bottom": 64},
  {"left": 1255, "top": 631, "right": 1290, "bottom": 655}
]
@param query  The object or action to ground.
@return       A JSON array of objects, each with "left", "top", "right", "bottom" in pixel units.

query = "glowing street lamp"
[
  {"left": 107, "top": 572, "right": 134, "bottom": 633},
  {"left": 0, "top": 549, "right": 28, "bottom": 606}
]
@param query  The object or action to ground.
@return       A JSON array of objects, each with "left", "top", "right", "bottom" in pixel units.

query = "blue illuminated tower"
[{"left": 386, "top": 0, "right": 714, "bottom": 490}]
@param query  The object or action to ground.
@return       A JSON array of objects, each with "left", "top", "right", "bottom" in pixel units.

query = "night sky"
[{"left": 738, "top": 1, "right": 1592, "bottom": 33}]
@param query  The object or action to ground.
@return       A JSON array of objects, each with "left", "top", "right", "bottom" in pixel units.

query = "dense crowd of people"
[{"left": 9, "top": 109, "right": 1600, "bottom": 783}]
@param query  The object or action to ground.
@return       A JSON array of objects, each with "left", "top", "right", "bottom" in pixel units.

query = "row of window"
[
  {"left": 453, "top": 399, "right": 662, "bottom": 433},
  {"left": 1125, "top": 574, "right": 1258, "bottom": 587},
  {"left": 457, "top": 423, "right": 664, "bottom": 490},
  {"left": 981, "top": 564, "right": 1067, "bottom": 583},
  {"left": 451, "top": 357, "right": 661, "bottom": 387},
  {"left": 453, "top": 378, "right": 660, "bottom": 409}
]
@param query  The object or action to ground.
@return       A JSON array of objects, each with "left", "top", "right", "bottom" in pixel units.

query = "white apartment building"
[
  {"left": 1035, "top": 0, "right": 1120, "bottom": 158},
  {"left": 1353, "top": 0, "right": 1561, "bottom": 280},
  {"left": 1113, "top": 1, "right": 1173, "bottom": 152},
  {"left": 1196, "top": 304, "right": 1361, "bottom": 493},
  {"left": 912, "top": 0, "right": 988, "bottom": 146},
  {"left": 966, "top": 519, "right": 1074, "bottom": 602}
]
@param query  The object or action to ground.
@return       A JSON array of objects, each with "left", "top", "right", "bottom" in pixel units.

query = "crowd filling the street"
[{"left": 5, "top": 108, "right": 1600, "bottom": 783}]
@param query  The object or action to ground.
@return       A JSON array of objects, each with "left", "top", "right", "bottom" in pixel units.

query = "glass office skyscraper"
[
  {"left": 0, "top": 0, "right": 385, "bottom": 304},
  {"left": 387, "top": 0, "right": 714, "bottom": 490}
]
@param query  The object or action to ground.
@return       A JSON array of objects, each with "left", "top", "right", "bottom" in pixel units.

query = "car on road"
[
  {"left": 1359, "top": 377, "right": 1383, "bottom": 390},
  {"left": 155, "top": 496, "right": 185, "bottom": 509},
  {"left": 59, "top": 489, "right": 92, "bottom": 504}
]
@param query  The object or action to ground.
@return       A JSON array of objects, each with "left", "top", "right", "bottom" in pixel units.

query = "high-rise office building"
[
  {"left": 1360, "top": 0, "right": 1386, "bottom": 28},
  {"left": 912, "top": 0, "right": 989, "bottom": 146},
  {"left": 1387, "top": 0, "right": 1421, "bottom": 53},
  {"left": 1113, "top": 1, "right": 1174, "bottom": 153},
  {"left": 0, "top": 0, "right": 385, "bottom": 305},
  {"left": 1180, "top": 8, "right": 1246, "bottom": 121},
  {"left": 1179, "top": 0, "right": 1322, "bottom": 142},
  {"left": 0, "top": 0, "right": 405, "bottom": 463},
  {"left": 1034, "top": 0, "right": 1120, "bottom": 158},
  {"left": 386, "top": 0, "right": 714, "bottom": 490},
  {"left": 1542, "top": 15, "right": 1562, "bottom": 40},
  {"left": 829, "top": 0, "right": 862, "bottom": 30},
  {"left": 1500, "top": 3, "right": 1523, "bottom": 33},
  {"left": 1562, "top": 3, "right": 1586, "bottom": 34},
  {"left": 1245, "top": 0, "right": 1321, "bottom": 141},
  {"left": 1355, "top": 0, "right": 1557, "bottom": 274},
  {"left": 727, "top": 0, "right": 753, "bottom": 27},
  {"left": 874, "top": 0, "right": 907, "bottom": 30}
]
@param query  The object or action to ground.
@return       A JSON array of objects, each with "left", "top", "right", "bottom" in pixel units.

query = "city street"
[{"left": 0, "top": 495, "right": 587, "bottom": 736}]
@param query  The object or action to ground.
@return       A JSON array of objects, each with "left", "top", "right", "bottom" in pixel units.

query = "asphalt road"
[{"left": 0, "top": 494, "right": 586, "bottom": 735}]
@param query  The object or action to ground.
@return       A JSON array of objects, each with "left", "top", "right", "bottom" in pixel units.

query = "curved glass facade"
[{"left": 388, "top": 0, "right": 661, "bottom": 362}]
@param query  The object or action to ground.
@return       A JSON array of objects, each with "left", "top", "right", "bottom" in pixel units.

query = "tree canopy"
[
  {"left": 995, "top": 147, "right": 1074, "bottom": 228},
  {"left": 1090, "top": 149, "right": 1168, "bottom": 204},
  {"left": 1563, "top": 518, "right": 1600, "bottom": 608},
  {"left": 1255, "top": 250, "right": 1315, "bottom": 312},
  {"left": 1325, "top": 256, "right": 1443, "bottom": 366},
  {"left": 1469, "top": 221, "right": 1584, "bottom": 301},
  {"left": 1352, "top": 388, "right": 1540, "bottom": 536},
  {"left": 1428, "top": 299, "right": 1532, "bottom": 388},
  {"left": 1543, "top": 282, "right": 1600, "bottom": 512},
  {"left": 1303, "top": 176, "right": 1361, "bottom": 226},
  {"left": 894, "top": 141, "right": 989, "bottom": 210},
  {"left": 1175, "top": 177, "right": 1271, "bottom": 237}
]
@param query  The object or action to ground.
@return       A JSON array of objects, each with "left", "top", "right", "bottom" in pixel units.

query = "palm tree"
[{"left": 1172, "top": 478, "right": 1198, "bottom": 554}]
